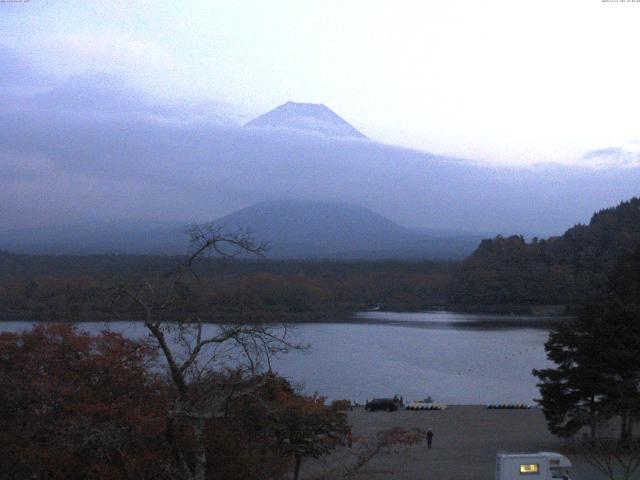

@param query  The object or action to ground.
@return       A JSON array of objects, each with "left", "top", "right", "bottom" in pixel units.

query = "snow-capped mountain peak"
[{"left": 244, "top": 101, "right": 367, "bottom": 139}]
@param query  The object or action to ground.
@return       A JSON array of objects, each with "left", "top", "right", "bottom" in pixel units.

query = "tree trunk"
[
  {"left": 293, "top": 454, "right": 302, "bottom": 480},
  {"left": 192, "top": 417, "right": 207, "bottom": 480},
  {"left": 589, "top": 396, "right": 597, "bottom": 446},
  {"left": 165, "top": 413, "right": 193, "bottom": 480},
  {"left": 619, "top": 412, "right": 633, "bottom": 448}
]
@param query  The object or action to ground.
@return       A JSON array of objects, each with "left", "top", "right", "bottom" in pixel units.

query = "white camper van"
[{"left": 496, "top": 452, "right": 571, "bottom": 480}]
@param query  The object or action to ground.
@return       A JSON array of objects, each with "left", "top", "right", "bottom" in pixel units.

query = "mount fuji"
[{"left": 245, "top": 101, "right": 367, "bottom": 139}]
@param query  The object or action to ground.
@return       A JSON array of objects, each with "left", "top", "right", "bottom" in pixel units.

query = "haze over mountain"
[
  {"left": 0, "top": 220, "right": 187, "bottom": 256},
  {"left": 244, "top": 102, "right": 367, "bottom": 139},
  {"left": 0, "top": 201, "right": 481, "bottom": 259},
  {"left": 211, "top": 200, "right": 480, "bottom": 259},
  {"left": 2, "top": 48, "right": 640, "bottom": 240}
]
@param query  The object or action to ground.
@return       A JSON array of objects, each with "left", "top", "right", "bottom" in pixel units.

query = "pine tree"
[
  {"left": 533, "top": 307, "right": 610, "bottom": 444},
  {"left": 535, "top": 242, "right": 640, "bottom": 444}
]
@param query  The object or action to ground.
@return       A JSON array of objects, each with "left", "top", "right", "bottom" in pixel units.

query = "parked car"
[{"left": 365, "top": 398, "right": 398, "bottom": 412}]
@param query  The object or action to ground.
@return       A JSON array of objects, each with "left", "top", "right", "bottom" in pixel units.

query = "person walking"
[{"left": 426, "top": 428, "right": 434, "bottom": 449}]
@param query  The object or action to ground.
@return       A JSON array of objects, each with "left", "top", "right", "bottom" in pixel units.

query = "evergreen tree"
[
  {"left": 610, "top": 244, "right": 640, "bottom": 307},
  {"left": 534, "top": 302, "right": 640, "bottom": 444},
  {"left": 533, "top": 307, "right": 611, "bottom": 444}
]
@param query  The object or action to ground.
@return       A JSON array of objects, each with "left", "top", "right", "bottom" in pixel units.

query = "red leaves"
[
  {"left": 0, "top": 326, "right": 350, "bottom": 480},
  {"left": 0, "top": 324, "right": 168, "bottom": 480}
]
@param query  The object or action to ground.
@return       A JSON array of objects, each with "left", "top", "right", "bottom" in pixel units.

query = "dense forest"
[
  {"left": 447, "top": 197, "right": 640, "bottom": 309},
  {"left": 2, "top": 197, "right": 639, "bottom": 320},
  {"left": 0, "top": 253, "right": 456, "bottom": 321}
]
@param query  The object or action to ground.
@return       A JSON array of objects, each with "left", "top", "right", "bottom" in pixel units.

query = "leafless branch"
[
  {"left": 108, "top": 224, "right": 299, "bottom": 480},
  {"left": 578, "top": 438, "right": 640, "bottom": 480}
]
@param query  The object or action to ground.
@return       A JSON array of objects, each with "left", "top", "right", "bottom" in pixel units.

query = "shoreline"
[
  {"left": 0, "top": 315, "right": 569, "bottom": 331},
  {"left": 0, "top": 305, "right": 572, "bottom": 325}
]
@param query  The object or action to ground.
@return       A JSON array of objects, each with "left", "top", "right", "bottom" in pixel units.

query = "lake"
[{"left": 0, "top": 311, "right": 557, "bottom": 405}]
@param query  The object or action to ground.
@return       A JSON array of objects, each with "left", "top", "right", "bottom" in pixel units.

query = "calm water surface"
[{"left": 0, "top": 311, "right": 556, "bottom": 405}]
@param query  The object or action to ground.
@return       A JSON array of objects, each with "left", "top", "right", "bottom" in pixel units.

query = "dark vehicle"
[{"left": 365, "top": 398, "right": 398, "bottom": 412}]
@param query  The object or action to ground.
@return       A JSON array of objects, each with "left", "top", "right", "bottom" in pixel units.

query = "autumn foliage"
[
  {"left": 0, "top": 324, "right": 168, "bottom": 480},
  {"left": 0, "top": 253, "right": 455, "bottom": 321},
  {"left": 0, "top": 325, "right": 348, "bottom": 480}
]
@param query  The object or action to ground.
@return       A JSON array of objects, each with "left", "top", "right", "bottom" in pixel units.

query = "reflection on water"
[
  {"left": 273, "top": 312, "right": 553, "bottom": 404},
  {"left": 0, "top": 311, "right": 556, "bottom": 404},
  {"left": 351, "top": 310, "right": 565, "bottom": 330}
]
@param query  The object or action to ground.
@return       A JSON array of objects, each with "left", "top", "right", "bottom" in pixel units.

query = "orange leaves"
[{"left": 0, "top": 324, "right": 168, "bottom": 480}]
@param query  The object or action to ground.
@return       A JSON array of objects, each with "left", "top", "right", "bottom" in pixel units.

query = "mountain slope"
[
  {"left": 447, "top": 197, "right": 640, "bottom": 306},
  {"left": 244, "top": 102, "right": 367, "bottom": 139},
  {"left": 0, "top": 202, "right": 480, "bottom": 258},
  {"left": 211, "top": 200, "right": 478, "bottom": 259}
]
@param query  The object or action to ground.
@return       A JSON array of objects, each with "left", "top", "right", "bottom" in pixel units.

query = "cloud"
[
  {"left": 583, "top": 147, "right": 624, "bottom": 159},
  {"left": 0, "top": 153, "right": 56, "bottom": 182},
  {"left": 32, "top": 32, "right": 176, "bottom": 76},
  {"left": 1, "top": 47, "right": 640, "bottom": 237},
  {"left": 582, "top": 144, "right": 640, "bottom": 167}
]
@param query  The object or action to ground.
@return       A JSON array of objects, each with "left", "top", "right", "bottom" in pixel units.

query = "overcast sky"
[
  {"left": 1, "top": 1, "right": 640, "bottom": 239},
  {"left": 2, "top": 0, "right": 639, "bottom": 166}
]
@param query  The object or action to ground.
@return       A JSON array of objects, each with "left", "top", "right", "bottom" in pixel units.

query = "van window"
[{"left": 520, "top": 464, "right": 539, "bottom": 474}]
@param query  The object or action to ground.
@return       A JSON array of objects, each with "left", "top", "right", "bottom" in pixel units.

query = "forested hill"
[{"left": 447, "top": 197, "right": 640, "bottom": 308}]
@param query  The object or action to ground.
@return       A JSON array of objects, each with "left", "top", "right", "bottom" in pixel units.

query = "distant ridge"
[
  {"left": 0, "top": 220, "right": 187, "bottom": 255},
  {"left": 0, "top": 201, "right": 480, "bottom": 259},
  {"left": 245, "top": 102, "right": 367, "bottom": 139},
  {"left": 211, "top": 200, "right": 478, "bottom": 259}
]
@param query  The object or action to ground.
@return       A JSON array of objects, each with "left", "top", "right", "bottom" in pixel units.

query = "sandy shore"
[{"left": 301, "top": 406, "right": 611, "bottom": 480}]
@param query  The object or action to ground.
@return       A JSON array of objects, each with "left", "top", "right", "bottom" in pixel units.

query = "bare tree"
[
  {"left": 111, "top": 225, "right": 301, "bottom": 480},
  {"left": 577, "top": 438, "right": 640, "bottom": 480},
  {"left": 313, "top": 427, "right": 426, "bottom": 480}
]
